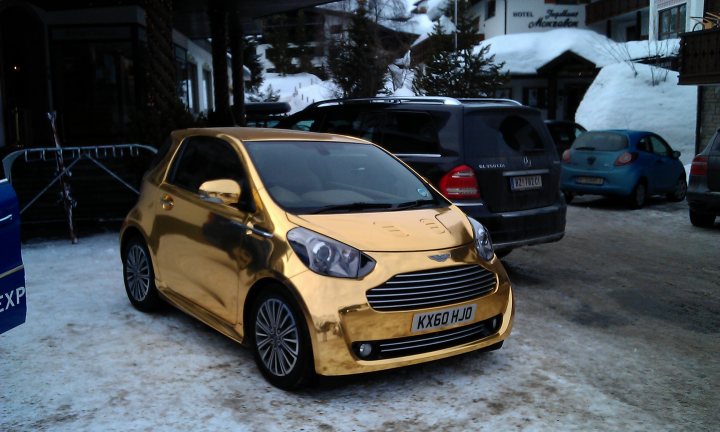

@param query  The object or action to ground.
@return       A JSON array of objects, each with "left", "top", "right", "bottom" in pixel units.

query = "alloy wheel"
[
  {"left": 255, "top": 298, "right": 300, "bottom": 377},
  {"left": 125, "top": 244, "right": 151, "bottom": 302}
]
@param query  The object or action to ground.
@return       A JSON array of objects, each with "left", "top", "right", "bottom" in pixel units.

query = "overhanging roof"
[
  {"left": 173, "top": 0, "right": 335, "bottom": 38},
  {"left": 18, "top": 0, "right": 335, "bottom": 38}
]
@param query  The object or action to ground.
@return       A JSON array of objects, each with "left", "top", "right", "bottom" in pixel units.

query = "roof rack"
[
  {"left": 313, "top": 96, "right": 463, "bottom": 107},
  {"left": 311, "top": 96, "right": 523, "bottom": 108},
  {"left": 456, "top": 98, "right": 523, "bottom": 106}
]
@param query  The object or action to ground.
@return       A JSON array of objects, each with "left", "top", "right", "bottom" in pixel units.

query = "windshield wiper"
[
  {"left": 393, "top": 200, "right": 437, "bottom": 210},
  {"left": 310, "top": 202, "right": 394, "bottom": 214},
  {"left": 574, "top": 146, "right": 595, "bottom": 151}
]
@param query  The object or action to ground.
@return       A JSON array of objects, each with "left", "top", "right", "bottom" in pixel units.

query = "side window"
[
  {"left": 379, "top": 111, "right": 440, "bottom": 155},
  {"left": 289, "top": 116, "right": 319, "bottom": 131},
  {"left": 168, "top": 137, "right": 246, "bottom": 193},
  {"left": 649, "top": 136, "right": 671, "bottom": 157},
  {"left": 322, "top": 109, "right": 370, "bottom": 137},
  {"left": 637, "top": 137, "right": 651, "bottom": 153}
]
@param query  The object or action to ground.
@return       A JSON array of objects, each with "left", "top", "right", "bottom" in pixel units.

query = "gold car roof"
[{"left": 170, "top": 127, "right": 371, "bottom": 145}]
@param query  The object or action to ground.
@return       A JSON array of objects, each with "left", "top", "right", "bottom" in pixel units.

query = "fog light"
[{"left": 358, "top": 343, "right": 373, "bottom": 358}]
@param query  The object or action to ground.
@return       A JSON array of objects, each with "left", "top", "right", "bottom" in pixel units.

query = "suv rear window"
[
  {"left": 572, "top": 132, "right": 628, "bottom": 152},
  {"left": 463, "top": 111, "right": 551, "bottom": 157}
]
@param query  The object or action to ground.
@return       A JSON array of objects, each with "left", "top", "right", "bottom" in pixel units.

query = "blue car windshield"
[
  {"left": 571, "top": 132, "right": 628, "bottom": 152},
  {"left": 244, "top": 141, "right": 447, "bottom": 214}
]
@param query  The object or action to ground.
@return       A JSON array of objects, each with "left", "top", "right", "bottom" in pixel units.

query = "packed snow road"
[{"left": 2, "top": 197, "right": 719, "bottom": 431}]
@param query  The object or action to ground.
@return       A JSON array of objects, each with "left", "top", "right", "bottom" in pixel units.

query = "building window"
[
  {"left": 486, "top": 0, "right": 496, "bottom": 19},
  {"left": 658, "top": 4, "right": 686, "bottom": 40},
  {"left": 202, "top": 68, "right": 213, "bottom": 112},
  {"left": 523, "top": 87, "right": 547, "bottom": 109}
]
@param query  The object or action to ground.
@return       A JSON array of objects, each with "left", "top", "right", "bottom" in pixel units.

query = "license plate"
[
  {"left": 576, "top": 176, "right": 604, "bottom": 185},
  {"left": 510, "top": 175, "right": 542, "bottom": 191},
  {"left": 411, "top": 304, "right": 477, "bottom": 332}
]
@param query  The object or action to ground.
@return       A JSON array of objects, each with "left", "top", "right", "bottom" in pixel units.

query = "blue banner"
[{"left": 0, "top": 267, "right": 26, "bottom": 334}]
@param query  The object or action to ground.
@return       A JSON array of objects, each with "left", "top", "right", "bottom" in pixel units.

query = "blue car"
[
  {"left": 0, "top": 178, "right": 25, "bottom": 334},
  {"left": 560, "top": 130, "right": 687, "bottom": 208}
]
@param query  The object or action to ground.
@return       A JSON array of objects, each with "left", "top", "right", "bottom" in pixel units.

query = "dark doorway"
[
  {"left": 563, "top": 84, "right": 589, "bottom": 121},
  {"left": 0, "top": 6, "right": 51, "bottom": 148}
]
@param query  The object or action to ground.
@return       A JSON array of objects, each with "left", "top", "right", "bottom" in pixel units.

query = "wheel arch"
[{"left": 242, "top": 277, "right": 313, "bottom": 345}]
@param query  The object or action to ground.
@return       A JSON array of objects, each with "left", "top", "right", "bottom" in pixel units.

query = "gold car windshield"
[{"left": 244, "top": 141, "right": 447, "bottom": 214}]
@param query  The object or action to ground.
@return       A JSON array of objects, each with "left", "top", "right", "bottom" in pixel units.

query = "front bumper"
[{"left": 288, "top": 246, "right": 514, "bottom": 376}]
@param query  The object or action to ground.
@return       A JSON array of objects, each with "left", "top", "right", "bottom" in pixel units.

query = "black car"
[
  {"left": 687, "top": 129, "right": 720, "bottom": 227},
  {"left": 276, "top": 96, "right": 566, "bottom": 254},
  {"left": 545, "top": 120, "right": 586, "bottom": 154}
]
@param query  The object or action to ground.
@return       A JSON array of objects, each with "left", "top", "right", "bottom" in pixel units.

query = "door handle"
[{"left": 160, "top": 194, "right": 174, "bottom": 210}]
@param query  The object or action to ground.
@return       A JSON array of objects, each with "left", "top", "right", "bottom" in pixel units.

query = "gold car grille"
[
  {"left": 366, "top": 265, "right": 497, "bottom": 311},
  {"left": 352, "top": 314, "right": 501, "bottom": 360}
]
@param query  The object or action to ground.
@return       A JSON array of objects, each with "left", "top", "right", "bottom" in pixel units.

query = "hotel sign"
[{"left": 504, "top": 2, "right": 587, "bottom": 35}]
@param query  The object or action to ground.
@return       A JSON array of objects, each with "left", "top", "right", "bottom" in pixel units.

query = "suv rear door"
[{"left": 463, "top": 107, "right": 560, "bottom": 213}]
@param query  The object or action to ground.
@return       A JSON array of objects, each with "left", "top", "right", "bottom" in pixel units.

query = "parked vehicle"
[
  {"left": 0, "top": 178, "right": 26, "bottom": 335},
  {"left": 276, "top": 97, "right": 566, "bottom": 255},
  {"left": 687, "top": 129, "right": 720, "bottom": 227},
  {"left": 120, "top": 127, "right": 514, "bottom": 390},
  {"left": 560, "top": 130, "right": 687, "bottom": 208},
  {"left": 545, "top": 120, "right": 586, "bottom": 154}
]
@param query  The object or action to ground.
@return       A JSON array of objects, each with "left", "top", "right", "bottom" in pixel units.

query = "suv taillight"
[
  {"left": 614, "top": 151, "right": 638, "bottom": 166},
  {"left": 439, "top": 165, "right": 480, "bottom": 199},
  {"left": 690, "top": 155, "right": 708, "bottom": 176}
]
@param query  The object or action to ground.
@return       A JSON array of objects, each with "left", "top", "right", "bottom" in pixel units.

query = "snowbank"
[
  {"left": 477, "top": 29, "right": 616, "bottom": 74},
  {"left": 260, "top": 73, "right": 338, "bottom": 114},
  {"left": 576, "top": 62, "right": 697, "bottom": 164}
]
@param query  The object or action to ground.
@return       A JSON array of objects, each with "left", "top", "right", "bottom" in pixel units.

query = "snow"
[
  {"left": 476, "top": 29, "right": 616, "bottom": 74},
  {"left": 260, "top": 72, "right": 338, "bottom": 113},
  {"left": 576, "top": 62, "right": 697, "bottom": 165}
]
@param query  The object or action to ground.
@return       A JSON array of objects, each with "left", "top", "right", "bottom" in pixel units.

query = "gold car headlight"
[
  {"left": 468, "top": 217, "right": 494, "bottom": 261},
  {"left": 287, "top": 227, "right": 375, "bottom": 278}
]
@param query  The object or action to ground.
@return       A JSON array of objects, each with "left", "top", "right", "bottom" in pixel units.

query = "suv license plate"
[
  {"left": 411, "top": 304, "right": 477, "bottom": 332},
  {"left": 510, "top": 175, "right": 542, "bottom": 191}
]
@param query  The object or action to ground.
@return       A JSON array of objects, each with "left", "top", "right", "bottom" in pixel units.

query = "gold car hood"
[{"left": 288, "top": 207, "right": 473, "bottom": 252}]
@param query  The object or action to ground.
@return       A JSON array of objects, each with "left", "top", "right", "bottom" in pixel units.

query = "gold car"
[{"left": 120, "top": 127, "right": 514, "bottom": 389}]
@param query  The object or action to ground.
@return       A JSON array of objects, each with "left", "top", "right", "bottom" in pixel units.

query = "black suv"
[
  {"left": 276, "top": 97, "right": 566, "bottom": 254},
  {"left": 687, "top": 129, "right": 720, "bottom": 227}
]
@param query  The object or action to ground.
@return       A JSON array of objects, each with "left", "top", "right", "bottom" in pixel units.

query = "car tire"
[
  {"left": 666, "top": 176, "right": 687, "bottom": 202},
  {"left": 250, "top": 287, "right": 314, "bottom": 390},
  {"left": 689, "top": 209, "right": 716, "bottom": 228},
  {"left": 628, "top": 181, "right": 647, "bottom": 209},
  {"left": 122, "top": 237, "right": 161, "bottom": 312},
  {"left": 563, "top": 191, "right": 575, "bottom": 204}
]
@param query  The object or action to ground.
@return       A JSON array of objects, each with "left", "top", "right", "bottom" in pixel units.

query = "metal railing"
[{"left": 2, "top": 144, "right": 157, "bottom": 216}]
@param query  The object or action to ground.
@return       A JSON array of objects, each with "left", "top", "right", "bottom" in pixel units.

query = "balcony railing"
[
  {"left": 679, "top": 28, "right": 720, "bottom": 85},
  {"left": 586, "top": 0, "right": 649, "bottom": 25}
]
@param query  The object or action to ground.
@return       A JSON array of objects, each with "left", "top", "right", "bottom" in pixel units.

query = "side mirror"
[
  {"left": 672, "top": 150, "right": 681, "bottom": 159},
  {"left": 199, "top": 179, "right": 241, "bottom": 206}
]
